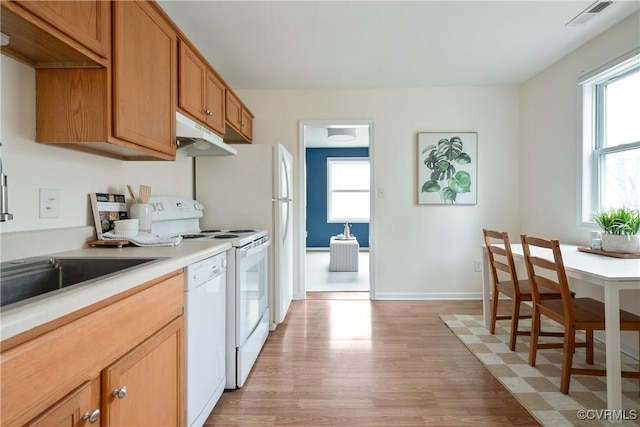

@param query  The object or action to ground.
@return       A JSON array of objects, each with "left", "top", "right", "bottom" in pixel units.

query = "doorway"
[{"left": 297, "top": 120, "right": 375, "bottom": 298}]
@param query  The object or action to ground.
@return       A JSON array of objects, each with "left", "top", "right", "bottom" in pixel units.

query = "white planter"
[{"left": 601, "top": 233, "right": 640, "bottom": 254}]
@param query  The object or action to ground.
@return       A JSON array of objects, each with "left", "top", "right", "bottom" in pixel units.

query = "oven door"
[{"left": 236, "top": 237, "right": 270, "bottom": 346}]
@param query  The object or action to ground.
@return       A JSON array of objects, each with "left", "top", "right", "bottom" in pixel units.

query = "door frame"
[{"left": 296, "top": 119, "right": 376, "bottom": 299}]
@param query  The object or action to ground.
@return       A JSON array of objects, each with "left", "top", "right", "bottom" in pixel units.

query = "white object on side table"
[{"left": 330, "top": 235, "right": 359, "bottom": 272}]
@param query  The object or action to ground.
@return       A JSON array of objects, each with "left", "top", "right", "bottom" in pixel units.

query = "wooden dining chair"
[
  {"left": 520, "top": 234, "right": 640, "bottom": 394},
  {"left": 483, "top": 229, "right": 565, "bottom": 351}
]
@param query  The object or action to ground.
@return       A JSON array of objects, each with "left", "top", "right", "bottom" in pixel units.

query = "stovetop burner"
[
  {"left": 228, "top": 229, "right": 256, "bottom": 233},
  {"left": 181, "top": 234, "right": 208, "bottom": 239},
  {"left": 214, "top": 234, "right": 239, "bottom": 239},
  {"left": 201, "top": 229, "right": 223, "bottom": 233}
]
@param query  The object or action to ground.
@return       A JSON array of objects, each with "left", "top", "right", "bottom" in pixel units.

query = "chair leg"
[
  {"left": 561, "top": 326, "right": 576, "bottom": 394},
  {"left": 490, "top": 287, "right": 499, "bottom": 335},
  {"left": 585, "top": 329, "right": 594, "bottom": 365},
  {"left": 509, "top": 297, "right": 521, "bottom": 351},
  {"left": 529, "top": 306, "right": 540, "bottom": 367}
]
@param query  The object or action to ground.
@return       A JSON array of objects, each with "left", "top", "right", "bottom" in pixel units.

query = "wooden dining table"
[{"left": 481, "top": 243, "right": 640, "bottom": 411}]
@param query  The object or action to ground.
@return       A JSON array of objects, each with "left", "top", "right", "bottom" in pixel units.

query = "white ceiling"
[{"left": 157, "top": 0, "right": 640, "bottom": 90}]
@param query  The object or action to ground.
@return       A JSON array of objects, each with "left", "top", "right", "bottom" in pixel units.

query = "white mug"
[{"left": 130, "top": 204, "right": 152, "bottom": 233}]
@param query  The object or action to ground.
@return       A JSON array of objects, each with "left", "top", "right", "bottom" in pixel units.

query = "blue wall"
[{"left": 306, "top": 147, "right": 369, "bottom": 248}]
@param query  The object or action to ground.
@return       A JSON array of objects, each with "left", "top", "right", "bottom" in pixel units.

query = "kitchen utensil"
[
  {"left": 139, "top": 185, "right": 152, "bottom": 204},
  {"left": 127, "top": 185, "right": 138, "bottom": 204}
]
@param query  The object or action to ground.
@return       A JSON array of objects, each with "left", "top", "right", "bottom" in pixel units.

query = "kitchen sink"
[{"left": 0, "top": 257, "right": 162, "bottom": 309}]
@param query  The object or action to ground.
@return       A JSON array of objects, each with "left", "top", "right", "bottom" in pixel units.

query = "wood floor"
[{"left": 205, "top": 294, "right": 539, "bottom": 426}]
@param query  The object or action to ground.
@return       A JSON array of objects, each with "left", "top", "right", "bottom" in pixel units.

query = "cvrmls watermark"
[{"left": 577, "top": 409, "right": 638, "bottom": 421}]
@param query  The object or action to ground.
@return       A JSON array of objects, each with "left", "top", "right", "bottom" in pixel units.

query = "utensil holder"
[{"left": 130, "top": 204, "right": 152, "bottom": 233}]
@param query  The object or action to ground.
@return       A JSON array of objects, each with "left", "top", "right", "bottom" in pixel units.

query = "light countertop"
[{"left": 1, "top": 240, "right": 231, "bottom": 341}]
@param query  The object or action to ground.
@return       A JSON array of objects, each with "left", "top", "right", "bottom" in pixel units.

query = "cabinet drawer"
[{"left": 0, "top": 273, "right": 184, "bottom": 426}]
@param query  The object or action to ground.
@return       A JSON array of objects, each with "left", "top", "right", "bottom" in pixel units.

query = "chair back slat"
[
  {"left": 531, "top": 274, "right": 562, "bottom": 293},
  {"left": 493, "top": 261, "right": 511, "bottom": 275}
]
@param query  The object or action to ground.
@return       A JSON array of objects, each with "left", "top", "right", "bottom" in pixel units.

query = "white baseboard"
[{"left": 372, "top": 292, "right": 483, "bottom": 300}]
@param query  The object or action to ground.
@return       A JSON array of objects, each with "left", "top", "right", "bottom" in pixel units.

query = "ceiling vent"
[{"left": 566, "top": 1, "right": 613, "bottom": 26}]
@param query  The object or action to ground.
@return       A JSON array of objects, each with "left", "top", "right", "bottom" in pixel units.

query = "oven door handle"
[{"left": 239, "top": 239, "right": 271, "bottom": 258}]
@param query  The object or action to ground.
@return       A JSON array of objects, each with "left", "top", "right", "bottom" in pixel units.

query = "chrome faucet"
[{"left": 0, "top": 143, "right": 14, "bottom": 221}]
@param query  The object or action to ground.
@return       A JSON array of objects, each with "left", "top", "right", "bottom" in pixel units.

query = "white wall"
[
  {"left": 237, "top": 87, "right": 520, "bottom": 298},
  {"left": 519, "top": 12, "right": 640, "bottom": 243},
  {"left": 520, "top": 12, "right": 640, "bottom": 354},
  {"left": 0, "top": 56, "right": 194, "bottom": 237}
]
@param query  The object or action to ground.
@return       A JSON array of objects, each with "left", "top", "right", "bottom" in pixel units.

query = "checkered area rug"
[{"left": 440, "top": 315, "right": 640, "bottom": 426}]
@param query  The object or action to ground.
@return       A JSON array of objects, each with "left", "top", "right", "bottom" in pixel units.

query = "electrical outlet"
[
  {"left": 40, "top": 188, "right": 59, "bottom": 219},
  {"left": 474, "top": 259, "right": 482, "bottom": 272},
  {"left": 377, "top": 187, "right": 385, "bottom": 198}
]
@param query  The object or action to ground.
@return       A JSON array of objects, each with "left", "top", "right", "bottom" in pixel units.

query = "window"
[
  {"left": 579, "top": 49, "right": 640, "bottom": 224},
  {"left": 327, "top": 158, "right": 370, "bottom": 222}
]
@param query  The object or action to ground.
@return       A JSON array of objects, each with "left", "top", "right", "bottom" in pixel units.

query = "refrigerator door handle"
[{"left": 272, "top": 197, "right": 292, "bottom": 202}]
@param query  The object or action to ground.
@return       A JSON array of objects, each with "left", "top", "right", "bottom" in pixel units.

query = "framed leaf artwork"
[{"left": 417, "top": 132, "right": 477, "bottom": 205}]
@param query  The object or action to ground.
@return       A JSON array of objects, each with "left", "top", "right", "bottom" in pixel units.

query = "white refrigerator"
[{"left": 195, "top": 144, "right": 294, "bottom": 329}]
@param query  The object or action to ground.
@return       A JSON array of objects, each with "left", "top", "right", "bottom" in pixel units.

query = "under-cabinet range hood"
[{"left": 176, "top": 111, "right": 237, "bottom": 156}]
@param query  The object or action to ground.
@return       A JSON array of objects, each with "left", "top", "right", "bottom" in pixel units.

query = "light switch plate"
[{"left": 40, "top": 188, "right": 59, "bottom": 219}]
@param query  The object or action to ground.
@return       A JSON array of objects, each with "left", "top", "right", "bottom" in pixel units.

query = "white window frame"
[
  {"left": 578, "top": 47, "right": 640, "bottom": 226},
  {"left": 327, "top": 157, "right": 370, "bottom": 223}
]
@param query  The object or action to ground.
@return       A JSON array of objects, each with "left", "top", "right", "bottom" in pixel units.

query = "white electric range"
[{"left": 150, "top": 196, "right": 270, "bottom": 384}]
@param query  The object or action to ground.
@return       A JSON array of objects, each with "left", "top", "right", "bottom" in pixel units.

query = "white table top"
[{"left": 509, "top": 243, "right": 640, "bottom": 283}]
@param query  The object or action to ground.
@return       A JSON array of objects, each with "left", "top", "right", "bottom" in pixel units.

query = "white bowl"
[
  {"left": 114, "top": 227, "right": 138, "bottom": 238},
  {"left": 114, "top": 219, "right": 139, "bottom": 227}
]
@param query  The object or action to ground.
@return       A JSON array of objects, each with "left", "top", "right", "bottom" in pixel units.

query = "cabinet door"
[
  {"left": 205, "top": 70, "right": 226, "bottom": 135},
  {"left": 102, "top": 317, "right": 185, "bottom": 427},
  {"left": 112, "top": 0, "right": 176, "bottom": 156},
  {"left": 179, "top": 40, "right": 207, "bottom": 123},
  {"left": 225, "top": 90, "right": 242, "bottom": 131},
  {"left": 240, "top": 108, "right": 253, "bottom": 141},
  {"left": 27, "top": 379, "right": 101, "bottom": 427},
  {"left": 15, "top": 0, "right": 110, "bottom": 59}
]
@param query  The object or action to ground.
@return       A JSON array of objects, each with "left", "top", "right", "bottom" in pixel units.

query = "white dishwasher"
[{"left": 185, "top": 252, "right": 227, "bottom": 427}]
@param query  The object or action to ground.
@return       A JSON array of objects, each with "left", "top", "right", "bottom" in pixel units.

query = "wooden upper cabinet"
[
  {"left": 112, "top": 0, "right": 176, "bottom": 156},
  {"left": 240, "top": 107, "right": 254, "bottom": 141},
  {"left": 0, "top": 0, "right": 109, "bottom": 67},
  {"left": 225, "top": 90, "right": 253, "bottom": 143},
  {"left": 17, "top": 1, "right": 109, "bottom": 59},
  {"left": 178, "top": 40, "right": 226, "bottom": 135},
  {"left": 35, "top": 0, "right": 177, "bottom": 160},
  {"left": 205, "top": 70, "right": 226, "bottom": 135},
  {"left": 179, "top": 41, "right": 207, "bottom": 123}
]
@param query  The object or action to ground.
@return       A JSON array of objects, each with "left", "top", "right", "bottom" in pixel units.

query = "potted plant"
[{"left": 592, "top": 207, "right": 640, "bottom": 253}]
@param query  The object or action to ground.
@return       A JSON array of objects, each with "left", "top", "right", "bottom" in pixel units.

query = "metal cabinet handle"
[
  {"left": 204, "top": 109, "right": 213, "bottom": 116},
  {"left": 112, "top": 385, "right": 127, "bottom": 399},
  {"left": 82, "top": 409, "right": 100, "bottom": 423}
]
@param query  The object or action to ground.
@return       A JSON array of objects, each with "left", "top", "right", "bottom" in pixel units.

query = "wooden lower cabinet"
[
  {"left": 27, "top": 379, "right": 101, "bottom": 427},
  {"left": 102, "top": 317, "right": 184, "bottom": 427},
  {"left": 0, "top": 272, "right": 185, "bottom": 426}
]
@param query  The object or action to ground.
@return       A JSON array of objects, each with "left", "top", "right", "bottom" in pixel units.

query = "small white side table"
[{"left": 329, "top": 236, "right": 359, "bottom": 272}]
